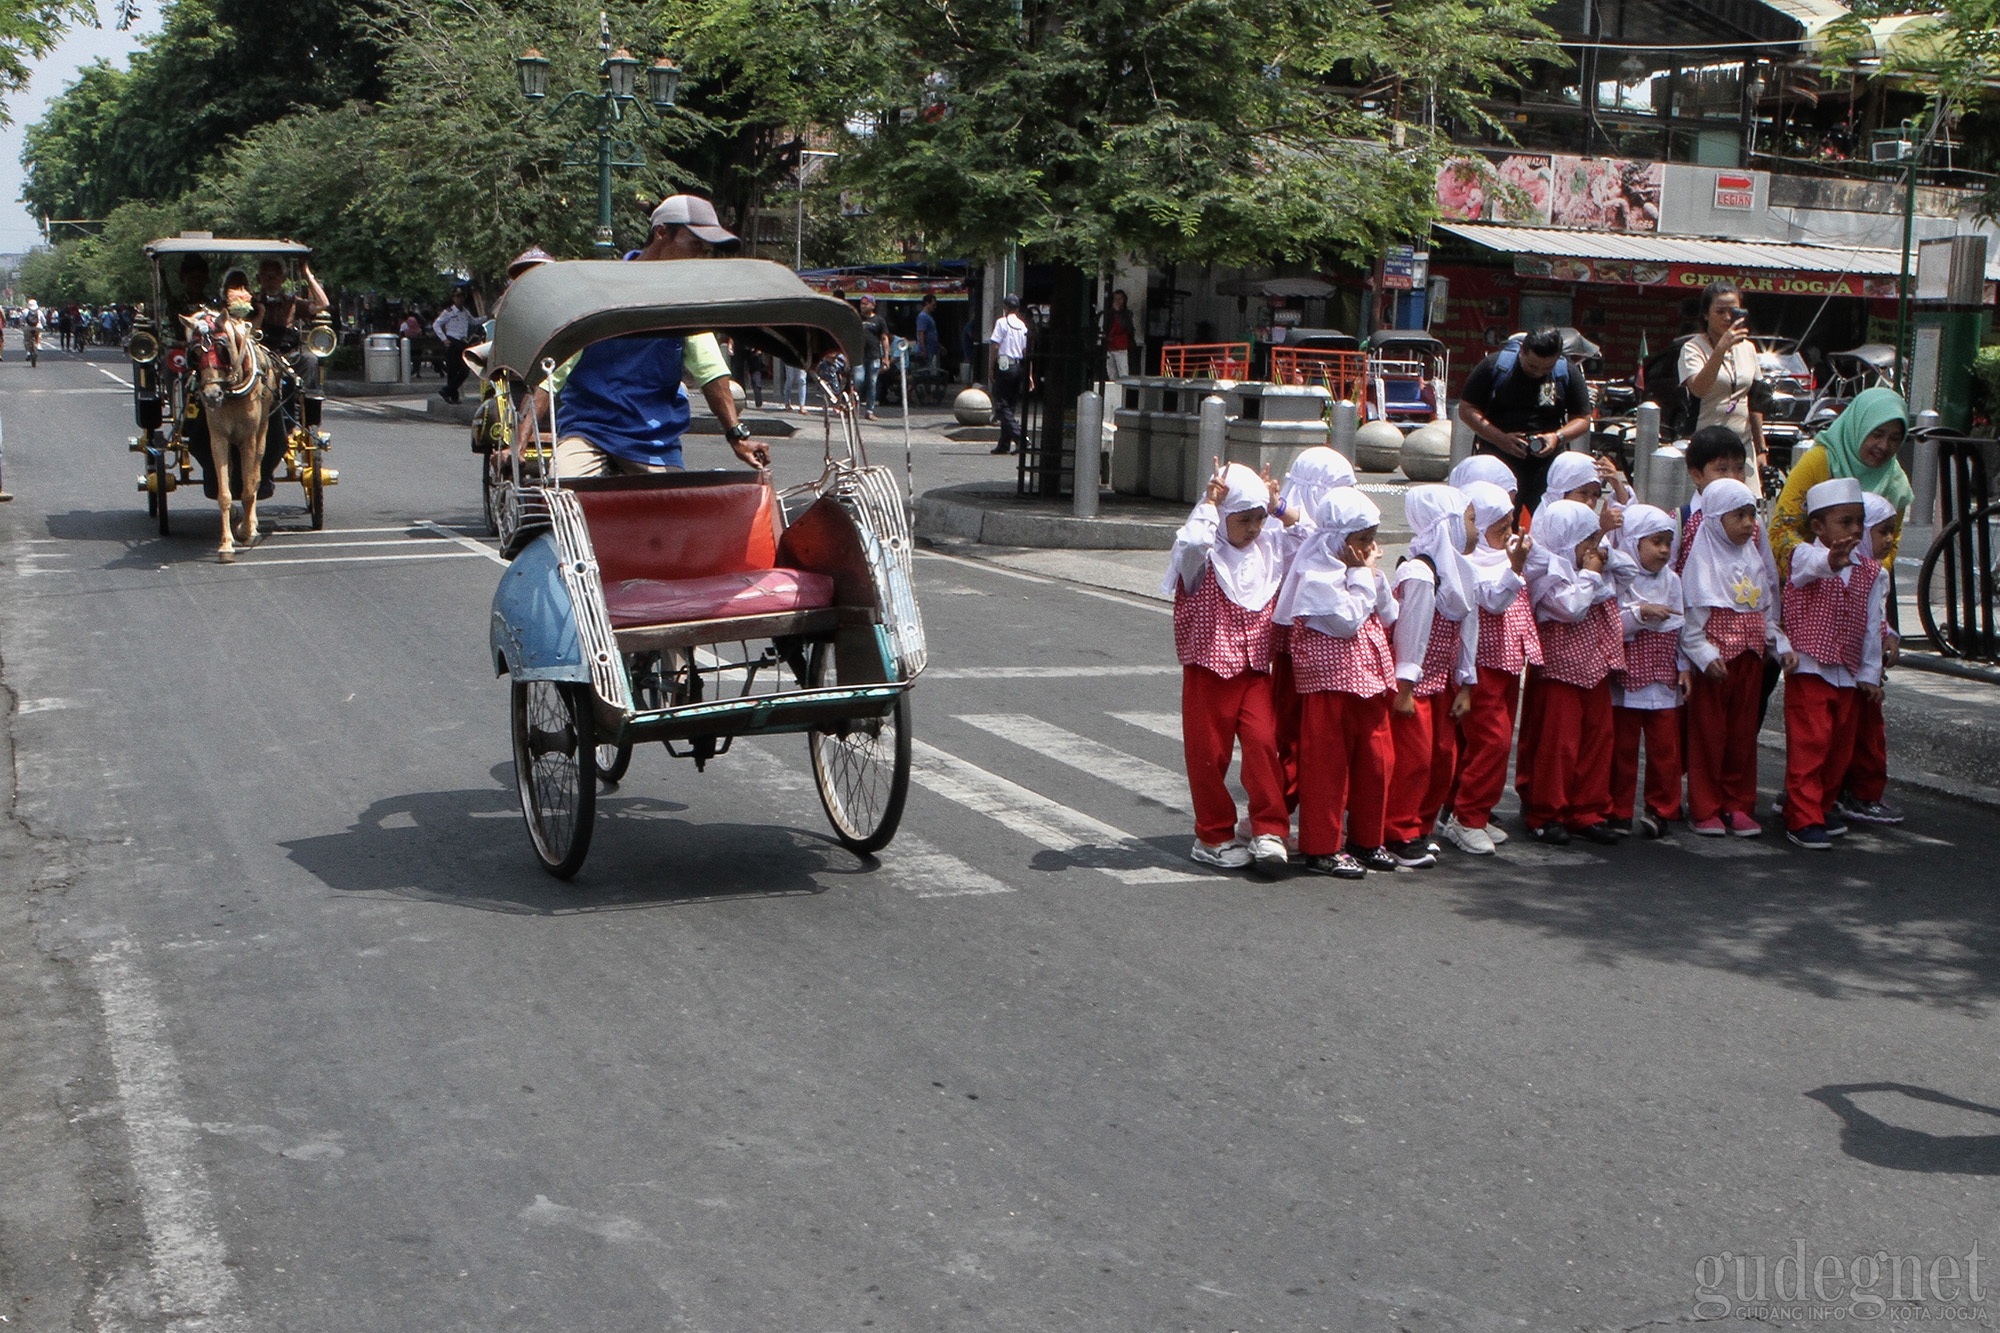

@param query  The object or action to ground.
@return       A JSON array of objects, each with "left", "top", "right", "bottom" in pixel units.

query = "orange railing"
[
  {"left": 1159, "top": 342, "right": 1252, "bottom": 380},
  {"left": 1269, "top": 347, "right": 1369, "bottom": 403}
]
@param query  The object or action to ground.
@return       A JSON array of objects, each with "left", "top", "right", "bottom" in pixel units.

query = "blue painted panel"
[{"left": 489, "top": 534, "right": 587, "bottom": 680}]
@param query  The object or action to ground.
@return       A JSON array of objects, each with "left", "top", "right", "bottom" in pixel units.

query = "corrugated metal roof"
[
  {"left": 1759, "top": 0, "right": 1849, "bottom": 25},
  {"left": 1436, "top": 223, "right": 2000, "bottom": 280}
]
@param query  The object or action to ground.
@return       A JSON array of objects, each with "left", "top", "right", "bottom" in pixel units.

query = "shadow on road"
[
  {"left": 1805, "top": 1083, "right": 2000, "bottom": 1174},
  {"left": 280, "top": 773, "right": 867, "bottom": 915}
]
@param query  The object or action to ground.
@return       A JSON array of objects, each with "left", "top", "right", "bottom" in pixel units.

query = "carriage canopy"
[
  {"left": 488, "top": 259, "right": 865, "bottom": 388},
  {"left": 144, "top": 237, "right": 314, "bottom": 260}
]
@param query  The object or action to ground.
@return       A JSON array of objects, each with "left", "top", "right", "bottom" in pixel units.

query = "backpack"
[{"left": 1491, "top": 336, "right": 1570, "bottom": 398}]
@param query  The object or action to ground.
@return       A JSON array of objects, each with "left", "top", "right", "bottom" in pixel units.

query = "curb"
[
  {"left": 915, "top": 484, "right": 1179, "bottom": 551},
  {"left": 1897, "top": 651, "right": 2000, "bottom": 688},
  {"left": 1757, "top": 733, "right": 2000, "bottom": 815}
]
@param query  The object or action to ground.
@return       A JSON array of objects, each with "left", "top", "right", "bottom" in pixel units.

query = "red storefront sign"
[{"left": 1513, "top": 253, "right": 1909, "bottom": 299}]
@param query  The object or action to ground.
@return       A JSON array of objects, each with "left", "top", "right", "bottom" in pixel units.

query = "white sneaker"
[
  {"left": 1440, "top": 816, "right": 1496, "bottom": 857},
  {"left": 1249, "top": 834, "right": 1288, "bottom": 866},
  {"left": 1191, "top": 839, "right": 1252, "bottom": 869},
  {"left": 1486, "top": 822, "right": 1509, "bottom": 844}
]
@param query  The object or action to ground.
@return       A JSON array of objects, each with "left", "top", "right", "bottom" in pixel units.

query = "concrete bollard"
[
  {"left": 1911, "top": 408, "right": 1942, "bottom": 527},
  {"left": 1632, "top": 402, "right": 1659, "bottom": 498},
  {"left": 399, "top": 336, "right": 412, "bottom": 384},
  {"left": 1330, "top": 399, "right": 1358, "bottom": 463},
  {"left": 1449, "top": 416, "right": 1474, "bottom": 468},
  {"left": 1073, "top": 389, "right": 1103, "bottom": 519},
  {"left": 1192, "top": 395, "right": 1229, "bottom": 502}
]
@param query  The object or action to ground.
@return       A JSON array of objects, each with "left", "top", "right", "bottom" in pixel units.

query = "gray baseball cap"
[{"left": 648, "top": 194, "right": 740, "bottom": 248}]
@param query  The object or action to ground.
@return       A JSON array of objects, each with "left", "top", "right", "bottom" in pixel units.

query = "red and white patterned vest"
[
  {"left": 1619, "top": 627, "right": 1680, "bottom": 690},
  {"left": 1537, "top": 599, "right": 1626, "bottom": 689},
  {"left": 1782, "top": 556, "right": 1880, "bottom": 673},
  {"left": 1271, "top": 621, "right": 1291, "bottom": 656},
  {"left": 1173, "top": 564, "right": 1276, "bottom": 677},
  {"left": 1672, "top": 508, "right": 1704, "bottom": 576},
  {"left": 1475, "top": 590, "right": 1543, "bottom": 675},
  {"left": 1703, "top": 606, "right": 1767, "bottom": 661},
  {"left": 1292, "top": 617, "right": 1396, "bottom": 696},
  {"left": 1416, "top": 615, "right": 1463, "bottom": 697}
]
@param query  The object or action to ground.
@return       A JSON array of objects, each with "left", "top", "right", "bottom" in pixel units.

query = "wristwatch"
[{"left": 723, "top": 422, "right": 753, "bottom": 445}]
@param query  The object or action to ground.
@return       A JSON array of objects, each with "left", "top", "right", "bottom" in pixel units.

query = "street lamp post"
[{"left": 517, "top": 13, "right": 681, "bottom": 259}]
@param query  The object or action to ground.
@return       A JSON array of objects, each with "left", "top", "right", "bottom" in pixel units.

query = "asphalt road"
[{"left": 3, "top": 348, "right": 1997, "bottom": 1333}]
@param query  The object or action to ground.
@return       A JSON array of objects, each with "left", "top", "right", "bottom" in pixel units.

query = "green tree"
[
  {"left": 19, "top": 58, "right": 131, "bottom": 219},
  {"left": 0, "top": 0, "right": 100, "bottom": 122},
  {"left": 14, "top": 239, "right": 89, "bottom": 302},
  {"left": 67, "top": 196, "right": 190, "bottom": 303}
]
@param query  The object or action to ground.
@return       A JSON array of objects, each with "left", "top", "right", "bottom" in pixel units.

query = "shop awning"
[{"left": 1436, "top": 222, "right": 2000, "bottom": 298}]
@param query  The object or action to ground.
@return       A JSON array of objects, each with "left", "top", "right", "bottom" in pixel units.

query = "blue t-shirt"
[
  {"left": 555, "top": 334, "right": 690, "bottom": 468},
  {"left": 915, "top": 309, "right": 939, "bottom": 357}
]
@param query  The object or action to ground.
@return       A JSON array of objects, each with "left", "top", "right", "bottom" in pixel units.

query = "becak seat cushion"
[{"left": 604, "top": 567, "right": 835, "bottom": 629}]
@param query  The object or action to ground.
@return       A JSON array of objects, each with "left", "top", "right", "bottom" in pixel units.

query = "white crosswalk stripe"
[
  {"left": 908, "top": 739, "right": 1209, "bottom": 884},
  {"left": 889, "top": 836, "right": 1015, "bottom": 898},
  {"left": 1109, "top": 711, "right": 1183, "bottom": 742},
  {"left": 955, "top": 714, "right": 1190, "bottom": 814}
]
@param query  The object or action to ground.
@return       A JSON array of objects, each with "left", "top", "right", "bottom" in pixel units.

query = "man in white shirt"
[
  {"left": 432, "top": 289, "right": 476, "bottom": 404},
  {"left": 985, "top": 293, "right": 1030, "bottom": 456}
]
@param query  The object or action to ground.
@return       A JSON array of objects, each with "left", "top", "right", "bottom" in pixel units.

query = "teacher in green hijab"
[{"left": 1769, "top": 386, "right": 1916, "bottom": 578}]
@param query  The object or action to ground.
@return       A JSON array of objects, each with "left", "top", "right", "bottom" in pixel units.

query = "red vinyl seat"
[{"left": 603, "top": 568, "right": 835, "bottom": 629}]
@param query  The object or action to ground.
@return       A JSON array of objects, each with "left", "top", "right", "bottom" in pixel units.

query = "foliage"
[
  {"left": 1971, "top": 344, "right": 2000, "bottom": 426},
  {"left": 0, "top": 0, "right": 97, "bottom": 123},
  {"left": 19, "top": 57, "right": 127, "bottom": 219},
  {"left": 14, "top": 238, "right": 89, "bottom": 302}
]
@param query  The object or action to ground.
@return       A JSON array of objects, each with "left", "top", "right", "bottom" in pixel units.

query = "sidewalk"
[{"left": 920, "top": 497, "right": 2000, "bottom": 816}]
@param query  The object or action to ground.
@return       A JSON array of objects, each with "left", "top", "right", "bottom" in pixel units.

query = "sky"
[{"left": 0, "top": 5, "right": 162, "bottom": 254}]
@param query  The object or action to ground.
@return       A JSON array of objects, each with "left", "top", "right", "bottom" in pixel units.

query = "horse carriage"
[
  {"left": 125, "top": 237, "right": 337, "bottom": 551},
  {"left": 482, "top": 260, "right": 925, "bottom": 878}
]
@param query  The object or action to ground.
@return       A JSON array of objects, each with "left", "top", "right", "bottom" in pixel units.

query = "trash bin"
[{"left": 364, "top": 333, "right": 402, "bottom": 383}]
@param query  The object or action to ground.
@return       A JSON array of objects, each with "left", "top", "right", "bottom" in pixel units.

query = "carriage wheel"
[
  {"left": 153, "top": 452, "right": 171, "bottom": 536},
  {"left": 596, "top": 739, "right": 634, "bottom": 784},
  {"left": 306, "top": 449, "right": 326, "bottom": 531},
  {"left": 806, "top": 642, "right": 910, "bottom": 854},
  {"left": 511, "top": 678, "right": 597, "bottom": 879},
  {"left": 481, "top": 455, "right": 502, "bottom": 537}
]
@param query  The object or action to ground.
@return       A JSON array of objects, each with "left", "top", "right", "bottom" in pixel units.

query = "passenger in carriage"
[
  {"left": 251, "top": 256, "right": 330, "bottom": 405},
  {"left": 546, "top": 194, "right": 768, "bottom": 477}
]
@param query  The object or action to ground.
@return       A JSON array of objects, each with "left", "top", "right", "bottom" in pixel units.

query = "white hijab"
[
  {"left": 1528, "top": 500, "right": 1605, "bottom": 596},
  {"left": 1279, "top": 447, "right": 1357, "bottom": 519},
  {"left": 1680, "top": 478, "right": 1778, "bottom": 613},
  {"left": 1162, "top": 462, "right": 1282, "bottom": 609},
  {"left": 1449, "top": 454, "right": 1518, "bottom": 497},
  {"left": 1532, "top": 451, "right": 1602, "bottom": 527},
  {"left": 1403, "top": 484, "right": 1476, "bottom": 622},
  {"left": 1462, "top": 480, "right": 1518, "bottom": 574},
  {"left": 1275, "top": 487, "right": 1380, "bottom": 625},
  {"left": 1614, "top": 503, "right": 1679, "bottom": 611}
]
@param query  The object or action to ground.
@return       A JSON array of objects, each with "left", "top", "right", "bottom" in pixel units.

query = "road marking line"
[
  {"left": 956, "top": 714, "right": 1191, "bottom": 814},
  {"left": 220, "top": 550, "right": 489, "bottom": 568},
  {"left": 92, "top": 364, "right": 133, "bottom": 387},
  {"left": 244, "top": 537, "right": 445, "bottom": 550},
  {"left": 927, "top": 665, "right": 1180, "bottom": 680},
  {"left": 1111, "top": 711, "right": 1183, "bottom": 741},
  {"left": 87, "top": 937, "right": 242, "bottom": 1325},
  {"left": 893, "top": 835, "right": 1015, "bottom": 898},
  {"left": 908, "top": 739, "right": 1209, "bottom": 884},
  {"left": 415, "top": 520, "right": 508, "bottom": 565},
  {"left": 914, "top": 548, "right": 1173, "bottom": 616}
]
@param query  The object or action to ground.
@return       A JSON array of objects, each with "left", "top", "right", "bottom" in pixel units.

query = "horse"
[{"left": 180, "top": 309, "right": 280, "bottom": 562}]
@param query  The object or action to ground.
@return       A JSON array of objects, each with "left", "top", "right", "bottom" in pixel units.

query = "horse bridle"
[{"left": 185, "top": 309, "right": 266, "bottom": 400}]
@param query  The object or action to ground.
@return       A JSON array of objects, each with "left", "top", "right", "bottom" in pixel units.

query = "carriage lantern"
[
  {"left": 648, "top": 59, "right": 681, "bottom": 110},
  {"left": 604, "top": 48, "right": 639, "bottom": 101},
  {"left": 126, "top": 328, "right": 159, "bottom": 365},
  {"left": 515, "top": 48, "right": 550, "bottom": 100}
]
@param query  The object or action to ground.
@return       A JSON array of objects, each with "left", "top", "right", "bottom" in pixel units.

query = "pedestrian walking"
[
  {"left": 1835, "top": 492, "right": 1905, "bottom": 826},
  {"left": 1164, "top": 461, "right": 1297, "bottom": 872},
  {"left": 987, "top": 294, "right": 1030, "bottom": 456},
  {"left": 433, "top": 290, "right": 475, "bottom": 403},
  {"left": 1271, "top": 448, "right": 1358, "bottom": 815},
  {"left": 1607, "top": 504, "right": 1686, "bottom": 838},
  {"left": 1454, "top": 328, "right": 1592, "bottom": 514},
  {"left": 1382, "top": 484, "right": 1479, "bottom": 869},
  {"left": 1278, "top": 486, "right": 1400, "bottom": 879},
  {"left": 1679, "top": 478, "right": 1790, "bottom": 837},
  {"left": 1103, "top": 289, "right": 1136, "bottom": 382},
  {"left": 1437, "top": 481, "right": 1533, "bottom": 856},
  {"left": 1779, "top": 477, "right": 1883, "bottom": 849},
  {"left": 1519, "top": 500, "right": 1625, "bottom": 845}
]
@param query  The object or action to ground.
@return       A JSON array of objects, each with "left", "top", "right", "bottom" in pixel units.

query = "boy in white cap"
[
  {"left": 1836, "top": 493, "right": 1906, "bottom": 826},
  {"left": 1779, "top": 477, "right": 1885, "bottom": 849}
]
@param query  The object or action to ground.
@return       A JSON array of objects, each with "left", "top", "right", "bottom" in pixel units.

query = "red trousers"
[
  {"left": 1181, "top": 665, "right": 1287, "bottom": 846},
  {"left": 1386, "top": 691, "right": 1459, "bottom": 844},
  {"left": 1686, "top": 651, "right": 1765, "bottom": 822},
  {"left": 1611, "top": 705, "right": 1684, "bottom": 822},
  {"left": 1513, "top": 666, "right": 1547, "bottom": 809},
  {"left": 1844, "top": 689, "right": 1888, "bottom": 803},
  {"left": 1525, "top": 679, "right": 1614, "bottom": 829},
  {"left": 1272, "top": 652, "right": 1302, "bottom": 814},
  {"left": 1450, "top": 666, "right": 1521, "bottom": 830},
  {"left": 1298, "top": 689, "right": 1394, "bottom": 856},
  {"left": 1784, "top": 672, "right": 1860, "bottom": 831}
]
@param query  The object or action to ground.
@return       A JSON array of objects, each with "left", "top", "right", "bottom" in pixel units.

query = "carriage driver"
[{"left": 544, "top": 194, "right": 768, "bottom": 475}]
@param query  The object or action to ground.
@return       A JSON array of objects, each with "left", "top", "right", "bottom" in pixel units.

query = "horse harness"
[{"left": 185, "top": 309, "right": 274, "bottom": 400}]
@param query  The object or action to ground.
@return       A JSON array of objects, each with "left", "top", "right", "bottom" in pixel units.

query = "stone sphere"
[
  {"left": 1354, "top": 419, "right": 1406, "bottom": 473},
  {"left": 729, "top": 380, "right": 747, "bottom": 408},
  {"left": 953, "top": 387, "right": 995, "bottom": 427},
  {"left": 1399, "top": 421, "right": 1454, "bottom": 481}
]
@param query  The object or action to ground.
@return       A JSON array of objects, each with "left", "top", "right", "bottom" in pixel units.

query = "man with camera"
[{"left": 1455, "top": 326, "right": 1593, "bottom": 514}]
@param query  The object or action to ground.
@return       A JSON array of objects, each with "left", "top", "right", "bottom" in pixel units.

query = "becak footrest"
[{"left": 604, "top": 567, "right": 835, "bottom": 629}]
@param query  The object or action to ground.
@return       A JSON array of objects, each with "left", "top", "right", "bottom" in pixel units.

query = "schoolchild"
[
  {"left": 1671, "top": 426, "right": 1750, "bottom": 575},
  {"left": 1270, "top": 448, "right": 1359, "bottom": 816},
  {"left": 1521, "top": 500, "right": 1626, "bottom": 844},
  {"left": 1607, "top": 504, "right": 1687, "bottom": 837},
  {"left": 1836, "top": 492, "right": 1905, "bottom": 826},
  {"left": 1436, "top": 480, "right": 1534, "bottom": 856}
]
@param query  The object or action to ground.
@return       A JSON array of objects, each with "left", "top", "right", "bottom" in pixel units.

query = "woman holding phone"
[{"left": 1678, "top": 279, "right": 1767, "bottom": 494}]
